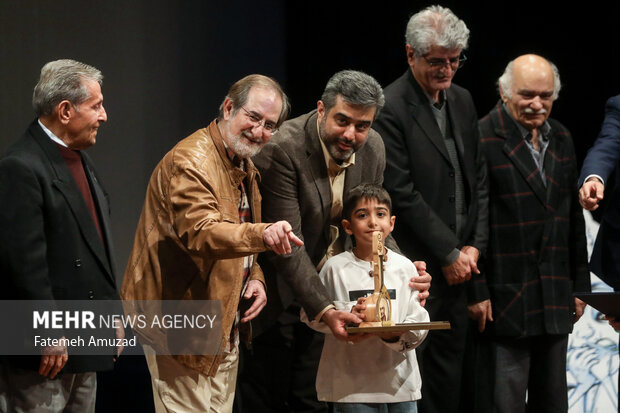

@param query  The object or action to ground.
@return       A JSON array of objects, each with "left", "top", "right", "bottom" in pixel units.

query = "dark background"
[{"left": 1, "top": 0, "right": 618, "bottom": 410}]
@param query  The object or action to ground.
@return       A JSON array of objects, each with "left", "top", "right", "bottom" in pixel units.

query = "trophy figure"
[{"left": 359, "top": 231, "right": 395, "bottom": 327}]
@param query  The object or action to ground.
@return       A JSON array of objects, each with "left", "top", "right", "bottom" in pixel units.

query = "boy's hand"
[{"left": 351, "top": 297, "right": 367, "bottom": 319}]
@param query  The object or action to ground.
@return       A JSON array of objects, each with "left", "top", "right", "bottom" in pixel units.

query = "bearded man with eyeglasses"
[
  {"left": 372, "top": 5, "right": 488, "bottom": 413},
  {"left": 121, "top": 74, "right": 304, "bottom": 413}
]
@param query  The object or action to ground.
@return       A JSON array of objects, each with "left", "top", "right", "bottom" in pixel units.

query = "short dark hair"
[
  {"left": 321, "top": 70, "right": 385, "bottom": 119},
  {"left": 342, "top": 184, "right": 392, "bottom": 221}
]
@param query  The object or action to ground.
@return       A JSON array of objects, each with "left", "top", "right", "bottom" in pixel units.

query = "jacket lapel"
[
  {"left": 493, "top": 104, "right": 547, "bottom": 206},
  {"left": 83, "top": 154, "right": 117, "bottom": 285},
  {"left": 446, "top": 93, "right": 465, "bottom": 156},
  {"left": 406, "top": 73, "right": 451, "bottom": 164},
  {"left": 542, "top": 132, "right": 560, "bottom": 213},
  {"left": 304, "top": 111, "right": 332, "bottom": 218},
  {"left": 29, "top": 122, "right": 115, "bottom": 281},
  {"left": 446, "top": 91, "right": 476, "bottom": 192}
]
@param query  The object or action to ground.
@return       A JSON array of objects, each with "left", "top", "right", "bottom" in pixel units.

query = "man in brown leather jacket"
[{"left": 121, "top": 74, "right": 303, "bottom": 413}]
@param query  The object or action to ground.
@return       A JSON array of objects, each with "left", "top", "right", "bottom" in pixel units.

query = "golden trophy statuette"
[{"left": 359, "top": 231, "right": 394, "bottom": 327}]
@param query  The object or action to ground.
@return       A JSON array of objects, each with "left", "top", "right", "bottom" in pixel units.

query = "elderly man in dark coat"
[{"left": 472, "top": 54, "right": 590, "bottom": 412}]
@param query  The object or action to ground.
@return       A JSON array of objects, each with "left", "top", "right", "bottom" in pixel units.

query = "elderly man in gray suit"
[{"left": 237, "top": 70, "right": 431, "bottom": 412}]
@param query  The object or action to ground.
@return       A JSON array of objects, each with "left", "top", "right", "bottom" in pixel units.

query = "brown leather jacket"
[{"left": 121, "top": 119, "right": 269, "bottom": 375}]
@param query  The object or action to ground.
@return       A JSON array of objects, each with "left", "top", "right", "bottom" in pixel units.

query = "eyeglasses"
[
  {"left": 240, "top": 107, "right": 278, "bottom": 134},
  {"left": 422, "top": 54, "right": 467, "bottom": 70}
]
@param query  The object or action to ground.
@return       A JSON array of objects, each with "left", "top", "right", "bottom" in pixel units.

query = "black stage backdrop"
[{"left": 0, "top": 0, "right": 618, "bottom": 410}]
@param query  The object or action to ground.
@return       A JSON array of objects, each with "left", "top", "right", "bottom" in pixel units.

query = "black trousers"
[
  {"left": 236, "top": 304, "right": 327, "bottom": 413},
  {"left": 416, "top": 283, "right": 468, "bottom": 413}
]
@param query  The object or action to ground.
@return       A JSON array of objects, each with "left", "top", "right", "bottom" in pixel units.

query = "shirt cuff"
[
  {"left": 314, "top": 304, "right": 336, "bottom": 323},
  {"left": 442, "top": 248, "right": 461, "bottom": 267},
  {"left": 584, "top": 174, "right": 605, "bottom": 186}
]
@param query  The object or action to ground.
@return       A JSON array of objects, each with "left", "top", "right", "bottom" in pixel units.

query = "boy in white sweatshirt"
[{"left": 304, "top": 183, "right": 429, "bottom": 413}]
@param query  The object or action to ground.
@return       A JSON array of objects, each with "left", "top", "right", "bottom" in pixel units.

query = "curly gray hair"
[{"left": 405, "top": 5, "right": 469, "bottom": 56}]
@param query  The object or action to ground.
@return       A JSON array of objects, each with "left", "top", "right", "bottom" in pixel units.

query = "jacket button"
[
  {"left": 449, "top": 171, "right": 455, "bottom": 177},
  {"left": 75, "top": 259, "right": 82, "bottom": 268},
  {"left": 449, "top": 196, "right": 455, "bottom": 203},
  {"left": 88, "top": 290, "right": 94, "bottom": 299},
  {"left": 450, "top": 224, "right": 456, "bottom": 230}
]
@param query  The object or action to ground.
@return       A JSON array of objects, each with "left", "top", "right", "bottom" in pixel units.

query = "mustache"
[
  {"left": 242, "top": 131, "right": 263, "bottom": 144},
  {"left": 523, "top": 107, "right": 547, "bottom": 115},
  {"left": 336, "top": 137, "right": 355, "bottom": 147}
]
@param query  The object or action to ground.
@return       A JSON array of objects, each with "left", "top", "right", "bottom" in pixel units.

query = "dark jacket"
[
  {"left": 579, "top": 95, "right": 620, "bottom": 290},
  {"left": 0, "top": 120, "right": 119, "bottom": 372},
  {"left": 477, "top": 102, "right": 590, "bottom": 336},
  {"left": 373, "top": 70, "right": 488, "bottom": 286},
  {"left": 252, "top": 110, "right": 387, "bottom": 327}
]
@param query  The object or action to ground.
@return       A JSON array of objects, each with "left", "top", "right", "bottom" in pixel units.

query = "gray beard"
[
  {"left": 223, "top": 122, "right": 264, "bottom": 159},
  {"left": 227, "top": 133, "right": 262, "bottom": 158}
]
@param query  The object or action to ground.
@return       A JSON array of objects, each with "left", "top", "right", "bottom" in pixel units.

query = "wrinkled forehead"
[
  {"left": 245, "top": 86, "right": 282, "bottom": 121},
  {"left": 513, "top": 64, "right": 554, "bottom": 93},
  {"left": 423, "top": 45, "right": 462, "bottom": 58}
]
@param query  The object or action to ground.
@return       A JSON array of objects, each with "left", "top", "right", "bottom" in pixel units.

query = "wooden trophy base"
[
  {"left": 347, "top": 321, "right": 452, "bottom": 333},
  {"left": 358, "top": 320, "right": 395, "bottom": 328}
]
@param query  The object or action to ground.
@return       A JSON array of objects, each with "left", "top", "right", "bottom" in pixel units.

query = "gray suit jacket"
[{"left": 252, "top": 110, "right": 386, "bottom": 328}]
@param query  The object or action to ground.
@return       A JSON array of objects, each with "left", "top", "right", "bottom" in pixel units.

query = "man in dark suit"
[
  {"left": 579, "top": 95, "right": 620, "bottom": 292},
  {"left": 372, "top": 6, "right": 488, "bottom": 413},
  {"left": 578, "top": 94, "right": 620, "bottom": 408},
  {"left": 472, "top": 54, "right": 590, "bottom": 411},
  {"left": 0, "top": 59, "right": 120, "bottom": 412},
  {"left": 238, "top": 70, "right": 431, "bottom": 412}
]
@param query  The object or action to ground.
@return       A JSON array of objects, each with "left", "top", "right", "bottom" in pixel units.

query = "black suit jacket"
[
  {"left": 579, "top": 95, "right": 620, "bottom": 290},
  {"left": 252, "top": 110, "right": 388, "bottom": 328},
  {"left": 373, "top": 70, "right": 488, "bottom": 287},
  {"left": 0, "top": 120, "right": 119, "bottom": 372},
  {"left": 478, "top": 102, "right": 590, "bottom": 336}
]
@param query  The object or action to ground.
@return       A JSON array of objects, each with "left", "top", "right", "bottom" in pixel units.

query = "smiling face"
[
  {"left": 317, "top": 95, "right": 375, "bottom": 164},
  {"left": 501, "top": 55, "right": 555, "bottom": 131},
  {"left": 408, "top": 44, "right": 462, "bottom": 101},
  {"left": 63, "top": 79, "right": 107, "bottom": 150},
  {"left": 342, "top": 198, "right": 395, "bottom": 256},
  {"left": 221, "top": 86, "right": 282, "bottom": 158}
]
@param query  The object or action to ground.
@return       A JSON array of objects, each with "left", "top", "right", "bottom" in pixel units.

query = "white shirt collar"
[{"left": 38, "top": 119, "right": 67, "bottom": 148}]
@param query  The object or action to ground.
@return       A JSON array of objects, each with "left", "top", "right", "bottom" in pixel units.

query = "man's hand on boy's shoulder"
[{"left": 410, "top": 261, "right": 431, "bottom": 307}]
